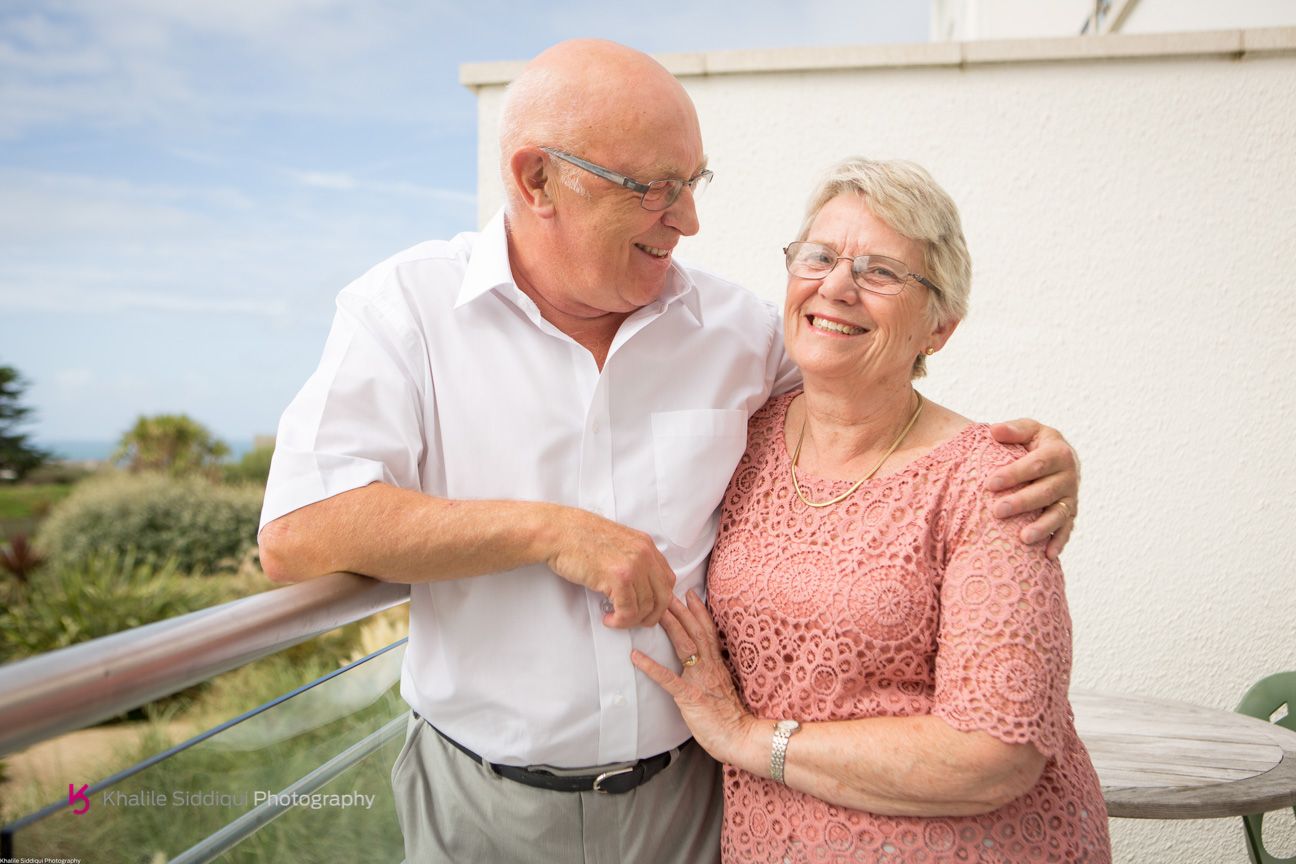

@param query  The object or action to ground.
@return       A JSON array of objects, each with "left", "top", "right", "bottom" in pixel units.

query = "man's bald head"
[{"left": 498, "top": 39, "right": 700, "bottom": 214}]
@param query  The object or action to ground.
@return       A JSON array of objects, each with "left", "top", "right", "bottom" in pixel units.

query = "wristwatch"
[{"left": 770, "top": 719, "right": 802, "bottom": 784}]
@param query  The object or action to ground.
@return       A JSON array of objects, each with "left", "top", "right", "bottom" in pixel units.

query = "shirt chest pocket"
[{"left": 651, "top": 409, "right": 749, "bottom": 549}]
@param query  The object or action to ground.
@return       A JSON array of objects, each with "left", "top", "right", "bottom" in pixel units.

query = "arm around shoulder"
[{"left": 986, "top": 418, "right": 1079, "bottom": 557}]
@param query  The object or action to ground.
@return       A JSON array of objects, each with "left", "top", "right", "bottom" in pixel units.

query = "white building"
[
  {"left": 464, "top": 18, "right": 1296, "bottom": 864},
  {"left": 932, "top": 0, "right": 1296, "bottom": 39}
]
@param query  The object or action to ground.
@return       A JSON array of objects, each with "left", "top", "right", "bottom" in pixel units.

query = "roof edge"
[{"left": 460, "top": 26, "right": 1296, "bottom": 88}]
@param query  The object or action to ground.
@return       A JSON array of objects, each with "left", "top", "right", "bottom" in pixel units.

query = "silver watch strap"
[{"left": 771, "top": 723, "right": 794, "bottom": 783}]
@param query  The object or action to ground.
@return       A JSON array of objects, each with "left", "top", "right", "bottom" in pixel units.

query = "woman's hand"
[
  {"left": 631, "top": 590, "right": 761, "bottom": 766},
  {"left": 986, "top": 419, "right": 1079, "bottom": 559},
  {"left": 634, "top": 595, "right": 1049, "bottom": 815}
]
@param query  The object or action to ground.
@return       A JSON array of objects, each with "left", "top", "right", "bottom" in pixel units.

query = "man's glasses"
[
  {"left": 783, "top": 241, "right": 940, "bottom": 296},
  {"left": 541, "top": 148, "right": 712, "bottom": 212}
]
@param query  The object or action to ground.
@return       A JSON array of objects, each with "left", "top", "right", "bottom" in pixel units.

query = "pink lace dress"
[{"left": 707, "top": 392, "right": 1110, "bottom": 863}]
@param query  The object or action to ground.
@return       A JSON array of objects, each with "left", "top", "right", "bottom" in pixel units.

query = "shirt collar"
[
  {"left": 455, "top": 207, "right": 704, "bottom": 327},
  {"left": 660, "top": 258, "right": 704, "bottom": 326},
  {"left": 454, "top": 208, "right": 514, "bottom": 309}
]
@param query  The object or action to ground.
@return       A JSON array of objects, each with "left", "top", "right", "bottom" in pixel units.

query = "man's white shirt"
[{"left": 261, "top": 209, "right": 798, "bottom": 767}]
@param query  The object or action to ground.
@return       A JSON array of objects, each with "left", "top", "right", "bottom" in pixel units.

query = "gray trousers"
[{"left": 391, "top": 712, "right": 723, "bottom": 864}]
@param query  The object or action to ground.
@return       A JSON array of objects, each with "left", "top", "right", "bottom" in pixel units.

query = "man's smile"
[{"left": 635, "top": 243, "right": 672, "bottom": 259}]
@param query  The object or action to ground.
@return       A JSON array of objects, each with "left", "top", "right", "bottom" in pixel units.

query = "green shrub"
[
  {"left": 21, "top": 462, "right": 95, "bottom": 485},
  {"left": 0, "top": 548, "right": 232, "bottom": 662},
  {"left": 35, "top": 472, "right": 264, "bottom": 574},
  {"left": 223, "top": 446, "right": 274, "bottom": 485},
  {"left": 114, "top": 413, "right": 230, "bottom": 477}
]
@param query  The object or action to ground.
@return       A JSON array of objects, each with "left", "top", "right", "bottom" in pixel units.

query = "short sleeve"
[
  {"left": 931, "top": 439, "right": 1073, "bottom": 760},
  {"left": 259, "top": 288, "right": 430, "bottom": 532}
]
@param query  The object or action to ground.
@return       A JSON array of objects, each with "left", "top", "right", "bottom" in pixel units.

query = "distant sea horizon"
[{"left": 38, "top": 439, "right": 259, "bottom": 463}]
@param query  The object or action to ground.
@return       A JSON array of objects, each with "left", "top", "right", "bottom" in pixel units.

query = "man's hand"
[
  {"left": 986, "top": 419, "right": 1079, "bottom": 560},
  {"left": 544, "top": 508, "right": 677, "bottom": 629}
]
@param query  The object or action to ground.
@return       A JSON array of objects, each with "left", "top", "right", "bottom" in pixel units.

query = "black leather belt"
[{"left": 422, "top": 716, "right": 687, "bottom": 795}]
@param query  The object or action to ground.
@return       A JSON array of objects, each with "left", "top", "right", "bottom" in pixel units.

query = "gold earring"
[{"left": 924, "top": 347, "right": 936, "bottom": 356}]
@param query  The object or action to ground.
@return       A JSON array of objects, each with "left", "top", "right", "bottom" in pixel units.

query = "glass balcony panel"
[{"left": 3, "top": 641, "right": 409, "bottom": 863}]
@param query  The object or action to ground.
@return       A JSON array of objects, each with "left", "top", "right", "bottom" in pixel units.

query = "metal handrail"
[{"left": 0, "top": 572, "right": 410, "bottom": 756}]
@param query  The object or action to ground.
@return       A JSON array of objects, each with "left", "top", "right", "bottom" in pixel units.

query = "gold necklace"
[{"left": 790, "top": 391, "right": 924, "bottom": 508}]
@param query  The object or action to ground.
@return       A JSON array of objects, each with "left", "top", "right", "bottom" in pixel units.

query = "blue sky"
[{"left": 0, "top": 0, "right": 927, "bottom": 448}]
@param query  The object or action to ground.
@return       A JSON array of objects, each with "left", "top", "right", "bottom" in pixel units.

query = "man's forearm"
[
  {"left": 258, "top": 481, "right": 679, "bottom": 628},
  {"left": 258, "top": 482, "right": 561, "bottom": 585}
]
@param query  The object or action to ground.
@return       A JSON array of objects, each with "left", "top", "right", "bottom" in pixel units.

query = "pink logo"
[{"left": 69, "top": 783, "right": 90, "bottom": 815}]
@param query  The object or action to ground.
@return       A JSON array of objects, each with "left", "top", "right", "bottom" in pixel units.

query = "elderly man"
[{"left": 258, "top": 39, "right": 1078, "bottom": 864}]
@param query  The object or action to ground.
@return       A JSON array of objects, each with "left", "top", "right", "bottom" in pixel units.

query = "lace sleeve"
[{"left": 931, "top": 439, "right": 1073, "bottom": 760}]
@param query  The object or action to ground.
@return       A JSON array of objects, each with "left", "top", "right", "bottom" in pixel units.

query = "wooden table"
[{"left": 1071, "top": 688, "right": 1296, "bottom": 819}]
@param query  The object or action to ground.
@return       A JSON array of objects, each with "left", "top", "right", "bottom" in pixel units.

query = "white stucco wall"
[{"left": 464, "top": 29, "right": 1296, "bottom": 863}]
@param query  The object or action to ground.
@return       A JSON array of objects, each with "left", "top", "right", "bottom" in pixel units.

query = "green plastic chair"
[{"left": 1236, "top": 671, "right": 1296, "bottom": 864}]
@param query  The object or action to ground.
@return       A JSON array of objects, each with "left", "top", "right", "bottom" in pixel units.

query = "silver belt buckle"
[{"left": 592, "top": 766, "right": 636, "bottom": 793}]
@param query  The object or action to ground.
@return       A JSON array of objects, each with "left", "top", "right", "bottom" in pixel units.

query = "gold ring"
[
  {"left": 682, "top": 654, "right": 699, "bottom": 668},
  {"left": 1056, "top": 500, "right": 1071, "bottom": 519}
]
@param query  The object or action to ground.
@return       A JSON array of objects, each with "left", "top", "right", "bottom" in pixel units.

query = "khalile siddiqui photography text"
[{"left": 95, "top": 789, "right": 376, "bottom": 811}]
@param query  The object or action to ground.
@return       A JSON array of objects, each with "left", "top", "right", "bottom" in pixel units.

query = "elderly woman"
[{"left": 633, "top": 158, "right": 1110, "bottom": 863}]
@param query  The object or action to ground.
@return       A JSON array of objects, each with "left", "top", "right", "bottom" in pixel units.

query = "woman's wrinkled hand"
[{"left": 631, "top": 590, "right": 759, "bottom": 766}]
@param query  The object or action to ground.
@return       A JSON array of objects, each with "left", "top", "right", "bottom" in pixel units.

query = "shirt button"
[
  {"left": 592, "top": 419, "right": 602, "bottom": 434},
  {"left": 613, "top": 693, "right": 626, "bottom": 708},
  {"left": 602, "top": 601, "right": 615, "bottom": 614}
]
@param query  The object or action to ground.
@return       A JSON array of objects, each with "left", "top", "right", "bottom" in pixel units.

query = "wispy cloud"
[
  {"left": 2, "top": 0, "right": 926, "bottom": 440},
  {"left": 296, "top": 170, "right": 358, "bottom": 190},
  {"left": 0, "top": 4, "right": 201, "bottom": 137},
  {"left": 0, "top": 0, "right": 473, "bottom": 140},
  {"left": 289, "top": 169, "right": 476, "bottom": 203},
  {"left": 0, "top": 283, "right": 291, "bottom": 318},
  {"left": 0, "top": 164, "right": 475, "bottom": 329}
]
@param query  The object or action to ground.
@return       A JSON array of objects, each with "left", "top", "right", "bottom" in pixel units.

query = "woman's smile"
[{"left": 806, "top": 314, "right": 869, "bottom": 336}]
